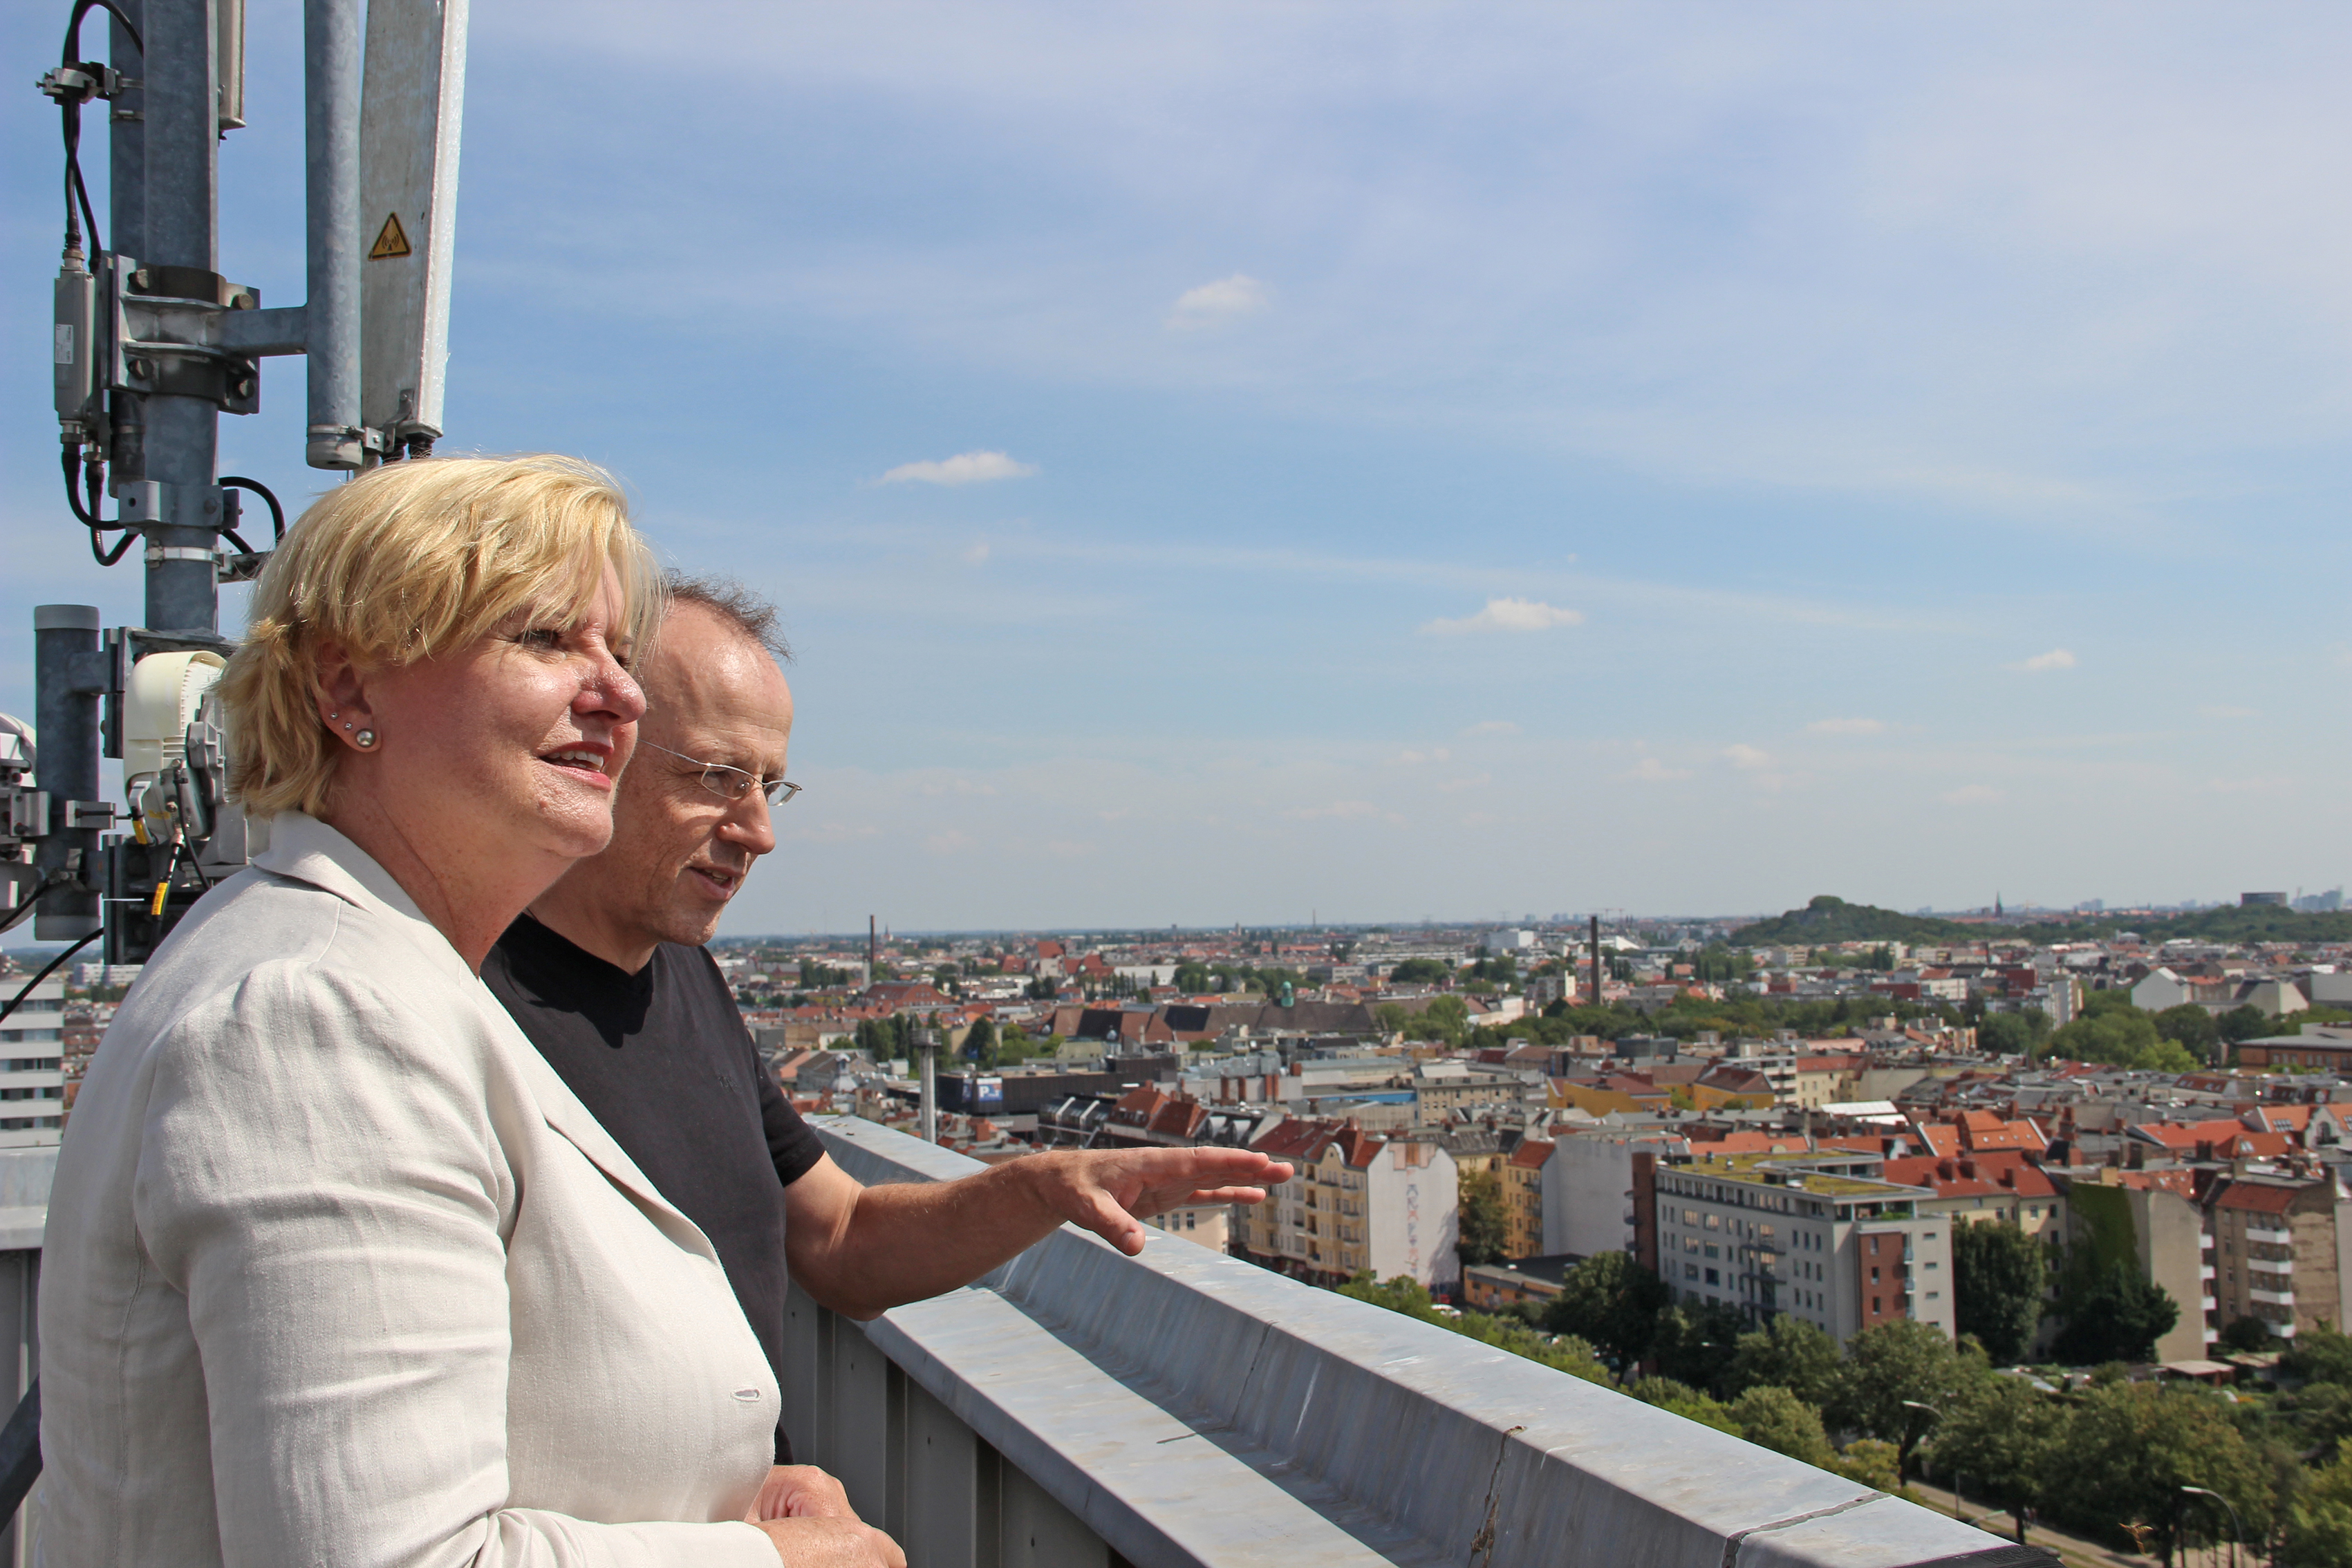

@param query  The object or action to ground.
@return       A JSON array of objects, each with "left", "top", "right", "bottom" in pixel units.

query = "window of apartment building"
[
  {"left": 1704, "top": 1214, "right": 1719, "bottom": 1231},
  {"left": 1683, "top": 1209, "right": 1698, "bottom": 1225},
  {"left": 1684, "top": 1262, "right": 1698, "bottom": 1280},
  {"left": 1704, "top": 1244, "right": 1718, "bottom": 1259},
  {"left": 1704, "top": 1269, "right": 1719, "bottom": 1286}
]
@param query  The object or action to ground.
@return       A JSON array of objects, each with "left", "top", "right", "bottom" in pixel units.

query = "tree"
[
  {"left": 1924, "top": 1373, "right": 2067, "bottom": 1541},
  {"left": 960, "top": 1016, "right": 999, "bottom": 1070},
  {"left": 1730, "top": 1385, "right": 1835, "bottom": 1467},
  {"left": 2289, "top": 1327, "right": 2352, "bottom": 1387},
  {"left": 1337, "top": 1272, "right": 1612, "bottom": 1385},
  {"left": 1457, "top": 1170, "right": 1507, "bottom": 1267},
  {"left": 2290, "top": 1439, "right": 2352, "bottom": 1568},
  {"left": 1421, "top": 994, "right": 1471, "bottom": 1046},
  {"left": 2051, "top": 1267, "right": 2178, "bottom": 1365},
  {"left": 1951, "top": 1221, "right": 2048, "bottom": 1364},
  {"left": 1829, "top": 1439, "right": 1903, "bottom": 1492},
  {"left": 2042, "top": 1381, "right": 2272, "bottom": 1562},
  {"left": 2218, "top": 1004, "right": 2276, "bottom": 1047},
  {"left": 1725, "top": 1314, "right": 1842, "bottom": 1408},
  {"left": 2045, "top": 1007, "right": 2198, "bottom": 1072},
  {"left": 1975, "top": 1010, "right": 2051, "bottom": 1058},
  {"left": 2216, "top": 1314, "right": 2277, "bottom": 1354},
  {"left": 1829, "top": 1320, "right": 1970, "bottom": 1480},
  {"left": 2153, "top": 1003, "right": 2221, "bottom": 1062},
  {"left": 1543, "top": 1252, "right": 1670, "bottom": 1370},
  {"left": 1388, "top": 958, "right": 1453, "bottom": 987},
  {"left": 1623, "top": 1376, "right": 1740, "bottom": 1435},
  {"left": 1650, "top": 1301, "right": 1749, "bottom": 1397},
  {"left": 1173, "top": 962, "right": 1212, "bottom": 993}
]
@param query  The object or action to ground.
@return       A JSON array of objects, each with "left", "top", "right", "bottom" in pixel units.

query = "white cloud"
[
  {"left": 961, "top": 539, "right": 991, "bottom": 566},
  {"left": 878, "top": 450, "right": 1038, "bottom": 486},
  {"left": 1627, "top": 757, "right": 1692, "bottom": 782},
  {"left": 924, "top": 829, "right": 976, "bottom": 854},
  {"left": 1421, "top": 597, "right": 1585, "bottom": 635},
  {"left": 1436, "top": 773, "right": 1492, "bottom": 793},
  {"left": 2007, "top": 648, "right": 2077, "bottom": 673},
  {"left": 1806, "top": 717, "right": 1885, "bottom": 735},
  {"left": 1941, "top": 784, "right": 2004, "bottom": 805},
  {"left": 1724, "top": 743, "right": 1772, "bottom": 770},
  {"left": 1395, "top": 746, "right": 1451, "bottom": 765},
  {"left": 1462, "top": 720, "right": 1521, "bottom": 736},
  {"left": 1166, "top": 273, "right": 1269, "bottom": 330}
]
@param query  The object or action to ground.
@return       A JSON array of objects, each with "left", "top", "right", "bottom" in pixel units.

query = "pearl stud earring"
[{"left": 354, "top": 729, "right": 377, "bottom": 749}]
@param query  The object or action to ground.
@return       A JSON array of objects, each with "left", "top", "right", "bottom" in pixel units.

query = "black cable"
[
  {"left": 93, "top": 529, "right": 135, "bottom": 567},
  {"left": 64, "top": 0, "right": 143, "bottom": 59},
  {"left": 218, "top": 476, "right": 286, "bottom": 542},
  {"left": 222, "top": 530, "right": 254, "bottom": 556},
  {"left": 170, "top": 834, "right": 210, "bottom": 893},
  {"left": 0, "top": 879, "right": 64, "bottom": 937},
  {"left": 0, "top": 929, "right": 100, "bottom": 1028},
  {"left": 62, "top": 448, "right": 100, "bottom": 526},
  {"left": 57, "top": 0, "right": 143, "bottom": 259}
]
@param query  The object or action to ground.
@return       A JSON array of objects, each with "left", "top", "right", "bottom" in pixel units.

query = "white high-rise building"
[{"left": 0, "top": 973, "right": 68, "bottom": 1147}]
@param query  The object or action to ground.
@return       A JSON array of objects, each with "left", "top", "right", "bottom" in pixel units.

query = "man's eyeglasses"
[{"left": 640, "top": 741, "right": 803, "bottom": 807}]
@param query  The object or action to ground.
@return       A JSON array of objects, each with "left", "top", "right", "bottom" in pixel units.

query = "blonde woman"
[{"left": 37, "top": 456, "right": 903, "bottom": 1568}]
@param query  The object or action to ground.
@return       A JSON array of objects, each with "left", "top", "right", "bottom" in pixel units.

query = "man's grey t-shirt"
[{"left": 481, "top": 914, "right": 825, "bottom": 1460}]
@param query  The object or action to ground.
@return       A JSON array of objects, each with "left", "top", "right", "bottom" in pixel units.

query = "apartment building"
[
  {"left": 2203, "top": 1170, "right": 2351, "bottom": 1343},
  {"left": 1244, "top": 1118, "right": 1461, "bottom": 1291},
  {"left": 1547, "top": 1126, "right": 1691, "bottom": 1258},
  {"left": 0, "top": 974, "right": 66, "bottom": 1147},
  {"left": 1502, "top": 1137, "right": 1551, "bottom": 1259},
  {"left": 1648, "top": 1149, "right": 1956, "bottom": 1343},
  {"left": 2050, "top": 1168, "right": 2210, "bottom": 1361},
  {"left": 1880, "top": 1152, "right": 2065, "bottom": 1241}
]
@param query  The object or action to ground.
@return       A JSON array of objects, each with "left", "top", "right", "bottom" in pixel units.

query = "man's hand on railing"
[
  {"left": 1027, "top": 1146, "right": 1295, "bottom": 1257},
  {"left": 749, "top": 1516, "right": 906, "bottom": 1568},
  {"left": 747, "top": 1464, "right": 859, "bottom": 1522}
]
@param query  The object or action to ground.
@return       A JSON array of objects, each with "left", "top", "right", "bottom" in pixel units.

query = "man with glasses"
[{"left": 483, "top": 575, "right": 1287, "bottom": 1524}]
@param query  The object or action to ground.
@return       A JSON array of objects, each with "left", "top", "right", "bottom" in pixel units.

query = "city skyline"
[{"left": 6, "top": 3, "right": 2351, "bottom": 933}]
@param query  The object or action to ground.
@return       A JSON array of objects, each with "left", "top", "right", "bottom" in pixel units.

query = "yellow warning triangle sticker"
[{"left": 368, "top": 212, "right": 412, "bottom": 260}]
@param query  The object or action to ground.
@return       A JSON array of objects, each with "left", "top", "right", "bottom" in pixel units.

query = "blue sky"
[{"left": 7, "top": 2, "right": 2352, "bottom": 935}]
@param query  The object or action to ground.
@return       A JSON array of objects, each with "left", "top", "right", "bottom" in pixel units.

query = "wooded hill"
[{"left": 1728, "top": 893, "right": 2352, "bottom": 949}]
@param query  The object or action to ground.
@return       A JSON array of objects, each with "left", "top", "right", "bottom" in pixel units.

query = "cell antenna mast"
[{"left": 8, "top": 0, "right": 469, "bottom": 966}]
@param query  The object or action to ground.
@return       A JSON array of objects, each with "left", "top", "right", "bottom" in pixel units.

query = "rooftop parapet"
[{"left": 795, "top": 1117, "right": 2050, "bottom": 1568}]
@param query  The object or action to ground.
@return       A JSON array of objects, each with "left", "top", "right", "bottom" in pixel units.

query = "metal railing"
[{"left": 796, "top": 1117, "right": 2055, "bottom": 1568}]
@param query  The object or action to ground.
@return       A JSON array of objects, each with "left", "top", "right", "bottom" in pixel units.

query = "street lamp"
[{"left": 2179, "top": 1485, "right": 2242, "bottom": 1568}]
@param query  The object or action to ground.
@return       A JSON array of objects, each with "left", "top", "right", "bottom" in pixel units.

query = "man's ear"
[{"left": 312, "top": 640, "right": 377, "bottom": 749}]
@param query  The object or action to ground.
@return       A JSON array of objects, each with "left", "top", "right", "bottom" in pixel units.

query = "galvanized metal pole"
[
  {"left": 32, "top": 608, "right": 102, "bottom": 942},
  {"left": 109, "top": 6, "right": 147, "bottom": 267},
  {"left": 136, "top": 0, "right": 226, "bottom": 637},
  {"left": 304, "top": 0, "right": 363, "bottom": 470}
]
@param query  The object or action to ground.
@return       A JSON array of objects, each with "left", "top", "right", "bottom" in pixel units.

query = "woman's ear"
[{"left": 312, "top": 640, "right": 377, "bottom": 750}]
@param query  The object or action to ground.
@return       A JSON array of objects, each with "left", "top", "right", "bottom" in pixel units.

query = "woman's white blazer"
[{"left": 37, "top": 812, "right": 783, "bottom": 1567}]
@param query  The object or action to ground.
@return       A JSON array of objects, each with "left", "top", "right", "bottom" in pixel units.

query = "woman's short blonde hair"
[{"left": 218, "top": 454, "right": 662, "bottom": 819}]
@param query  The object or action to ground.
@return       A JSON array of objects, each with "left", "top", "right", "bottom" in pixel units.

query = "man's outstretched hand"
[{"left": 1023, "top": 1147, "right": 1294, "bottom": 1256}]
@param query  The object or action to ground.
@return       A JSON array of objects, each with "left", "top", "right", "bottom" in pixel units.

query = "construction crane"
[{"left": 3, "top": 0, "right": 467, "bottom": 984}]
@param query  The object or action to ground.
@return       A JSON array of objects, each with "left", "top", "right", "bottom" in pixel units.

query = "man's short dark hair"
[{"left": 664, "top": 571, "right": 791, "bottom": 661}]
